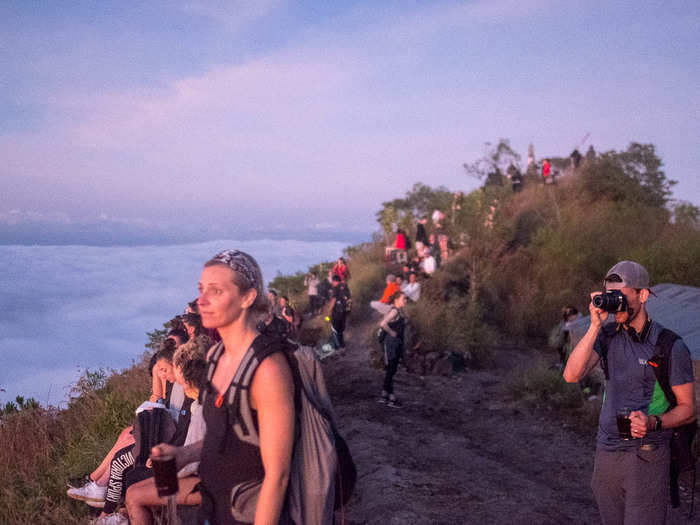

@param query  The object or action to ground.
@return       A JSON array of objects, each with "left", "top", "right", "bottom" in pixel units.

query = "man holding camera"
[{"left": 563, "top": 261, "right": 695, "bottom": 524}]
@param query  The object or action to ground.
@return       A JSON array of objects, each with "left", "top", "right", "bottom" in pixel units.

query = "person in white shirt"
[
  {"left": 421, "top": 253, "right": 436, "bottom": 275},
  {"left": 401, "top": 272, "right": 421, "bottom": 302}
]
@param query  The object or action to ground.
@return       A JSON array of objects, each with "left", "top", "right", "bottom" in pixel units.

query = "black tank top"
[
  {"left": 199, "top": 377, "right": 264, "bottom": 525},
  {"left": 198, "top": 334, "right": 295, "bottom": 525},
  {"left": 387, "top": 308, "right": 405, "bottom": 341}
]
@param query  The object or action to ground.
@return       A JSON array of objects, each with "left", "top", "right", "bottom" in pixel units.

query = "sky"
[{"left": 1, "top": 1, "right": 699, "bottom": 244}]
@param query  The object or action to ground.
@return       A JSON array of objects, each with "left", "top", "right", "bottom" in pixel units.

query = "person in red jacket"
[
  {"left": 332, "top": 257, "right": 350, "bottom": 282},
  {"left": 542, "top": 159, "right": 551, "bottom": 183},
  {"left": 370, "top": 274, "right": 400, "bottom": 315}
]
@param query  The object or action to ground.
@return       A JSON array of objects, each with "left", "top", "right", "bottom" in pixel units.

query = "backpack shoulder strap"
[
  {"left": 598, "top": 323, "right": 617, "bottom": 380},
  {"left": 648, "top": 328, "right": 681, "bottom": 409},
  {"left": 224, "top": 334, "right": 293, "bottom": 446},
  {"left": 199, "top": 341, "right": 225, "bottom": 406}
]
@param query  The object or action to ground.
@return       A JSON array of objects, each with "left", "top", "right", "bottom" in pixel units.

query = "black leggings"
[
  {"left": 103, "top": 444, "right": 135, "bottom": 514},
  {"left": 383, "top": 357, "right": 400, "bottom": 395},
  {"left": 331, "top": 313, "right": 346, "bottom": 348}
]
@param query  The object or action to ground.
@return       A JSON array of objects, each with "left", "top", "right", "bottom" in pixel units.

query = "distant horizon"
[{"left": 0, "top": 222, "right": 373, "bottom": 247}]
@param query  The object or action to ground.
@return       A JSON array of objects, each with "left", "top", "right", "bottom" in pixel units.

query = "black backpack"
[{"left": 599, "top": 326, "right": 697, "bottom": 511}]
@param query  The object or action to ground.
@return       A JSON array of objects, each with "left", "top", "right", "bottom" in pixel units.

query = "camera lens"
[{"left": 592, "top": 294, "right": 606, "bottom": 309}]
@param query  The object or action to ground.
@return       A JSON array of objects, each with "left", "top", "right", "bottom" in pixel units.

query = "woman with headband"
[{"left": 152, "top": 250, "right": 295, "bottom": 525}]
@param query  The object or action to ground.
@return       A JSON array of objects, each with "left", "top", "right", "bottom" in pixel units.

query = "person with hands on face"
[{"left": 563, "top": 261, "right": 695, "bottom": 525}]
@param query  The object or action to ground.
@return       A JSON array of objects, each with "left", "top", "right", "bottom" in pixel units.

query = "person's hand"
[
  {"left": 151, "top": 443, "right": 183, "bottom": 469},
  {"left": 588, "top": 291, "right": 609, "bottom": 328},
  {"left": 629, "top": 410, "right": 648, "bottom": 439}
]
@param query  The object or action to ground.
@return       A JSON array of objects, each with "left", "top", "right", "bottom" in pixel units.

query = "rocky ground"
[{"left": 323, "top": 323, "right": 699, "bottom": 525}]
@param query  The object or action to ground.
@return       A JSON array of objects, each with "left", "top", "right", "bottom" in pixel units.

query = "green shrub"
[
  {"left": 507, "top": 363, "right": 584, "bottom": 409},
  {"left": 346, "top": 242, "right": 386, "bottom": 323},
  {"left": 0, "top": 364, "right": 151, "bottom": 525}
]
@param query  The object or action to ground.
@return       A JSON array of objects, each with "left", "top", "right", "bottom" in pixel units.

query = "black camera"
[{"left": 592, "top": 290, "right": 628, "bottom": 313}]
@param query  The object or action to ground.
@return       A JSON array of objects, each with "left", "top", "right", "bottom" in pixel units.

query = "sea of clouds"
[{"left": 0, "top": 239, "right": 345, "bottom": 407}]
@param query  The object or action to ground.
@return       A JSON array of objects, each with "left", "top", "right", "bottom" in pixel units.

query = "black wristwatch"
[{"left": 654, "top": 415, "right": 663, "bottom": 431}]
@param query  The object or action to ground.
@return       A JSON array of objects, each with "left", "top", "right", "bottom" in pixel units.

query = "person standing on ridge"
[
  {"left": 304, "top": 273, "right": 320, "bottom": 315},
  {"left": 542, "top": 159, "right": 551, "bottom": 184}
]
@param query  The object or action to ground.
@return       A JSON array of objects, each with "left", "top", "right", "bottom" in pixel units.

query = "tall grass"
[
  {"left": 0, "top": 363, "right": 151, "bottom": 525},
  {"left": 346, "top": 243, "right": 386, "bottom": 323}
]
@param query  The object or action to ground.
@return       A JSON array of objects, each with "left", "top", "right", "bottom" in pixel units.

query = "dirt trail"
[{"left": 323, "top": 325, "right": 698, "bottom": 525}]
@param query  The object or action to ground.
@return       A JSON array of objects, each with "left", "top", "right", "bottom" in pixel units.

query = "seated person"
[
  {"left": 370, "top": 274, "right": 400, "bottom": 315},
  {"left": 421, "top": 251, "right": 436, "bottom": 276},
  {"left": 181, "top": 312, "right": 213, "bottom": 351},
  {"left": 149, "top": 329, "right": 188, "bottom": 404},
  {"left": 67, "top": 335, "right": 183, "bottom": 511},
  {"left": 401, "top": 272, "right": 421, "bottom": 302},
  {"left": 83, "top": 344, "right": 183, "bottom": 525},
  {"left": 385, "top": 229, "right": 408, "bottom": 261},
  {"left": 125, "top": 346, "right": 208, "bottom": 525}
]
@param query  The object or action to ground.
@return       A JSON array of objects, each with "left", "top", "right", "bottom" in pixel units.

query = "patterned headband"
[{"left": 210, "top": 250, "right": 263, "bottom": 294}]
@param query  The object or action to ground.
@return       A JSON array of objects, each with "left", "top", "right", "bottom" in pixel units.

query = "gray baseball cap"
[{"left": 604, "top": 261, "right": 652, "bottom": 290}]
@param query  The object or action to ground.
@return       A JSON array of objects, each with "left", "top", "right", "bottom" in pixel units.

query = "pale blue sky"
[{"left": 2, "top": 1, "right": 699, "bottom": 243}]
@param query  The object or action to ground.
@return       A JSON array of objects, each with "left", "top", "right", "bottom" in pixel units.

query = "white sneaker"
[
  {"left": 88, "top": 513, "right": 129, "bottom": 525},
  {"left": 66, "top": 480, "right": 106, "bottom": 506}
]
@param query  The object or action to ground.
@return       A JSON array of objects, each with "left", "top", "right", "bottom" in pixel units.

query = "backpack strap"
[
  {"left": 199, "top": 341, "right": 225, "bottom": 407},
  {"left": 648, "top": 327, "right": 695, "bottom": 511},
  {"left": 648, "top": 328, "right": 681, "bottom": 409},
  {"left": 223, "top": 334, "right": 293, "bottom": 447},
  {"left": 598, "top": 323, "right": 618, "bottom": 380}
]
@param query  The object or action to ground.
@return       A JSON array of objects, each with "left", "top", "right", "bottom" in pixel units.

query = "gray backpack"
[{"left": 203, "top": 335, "right": 355, "bottom": 525}]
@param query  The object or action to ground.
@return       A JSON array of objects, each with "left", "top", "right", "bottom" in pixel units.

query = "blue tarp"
[{"left": 567, "top": 283, "right": 700, "bottom": 361}]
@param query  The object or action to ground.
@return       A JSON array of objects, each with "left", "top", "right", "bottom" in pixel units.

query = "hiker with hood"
[
  {"left": 152, "top": 250, "right": 295, "bottom": 525},
  {"left": 563, "top": 261, "right": 695, "bottom": 524}
]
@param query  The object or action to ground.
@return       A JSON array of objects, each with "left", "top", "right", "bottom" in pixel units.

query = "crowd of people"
[
  {"left": 385, "top": 212, "right": 452, "bottom": 276},
  {"left": 66, "top": 250, "right": 314, "bottom": 525},
  {"left": 67, "top": 310, "right": 213, "bottom": 524}
]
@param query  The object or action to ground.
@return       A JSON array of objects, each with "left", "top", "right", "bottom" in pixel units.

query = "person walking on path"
[
  {"left": 378, "top": 291, "right": 407, "bottom": 408},
  {"left": 563, "top": 261, "right": 695, "bottom": 524}
]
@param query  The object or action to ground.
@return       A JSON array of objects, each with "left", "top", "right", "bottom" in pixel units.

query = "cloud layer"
[{"left": 0, "top": 240, "right": 344, "bottom": 406}]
